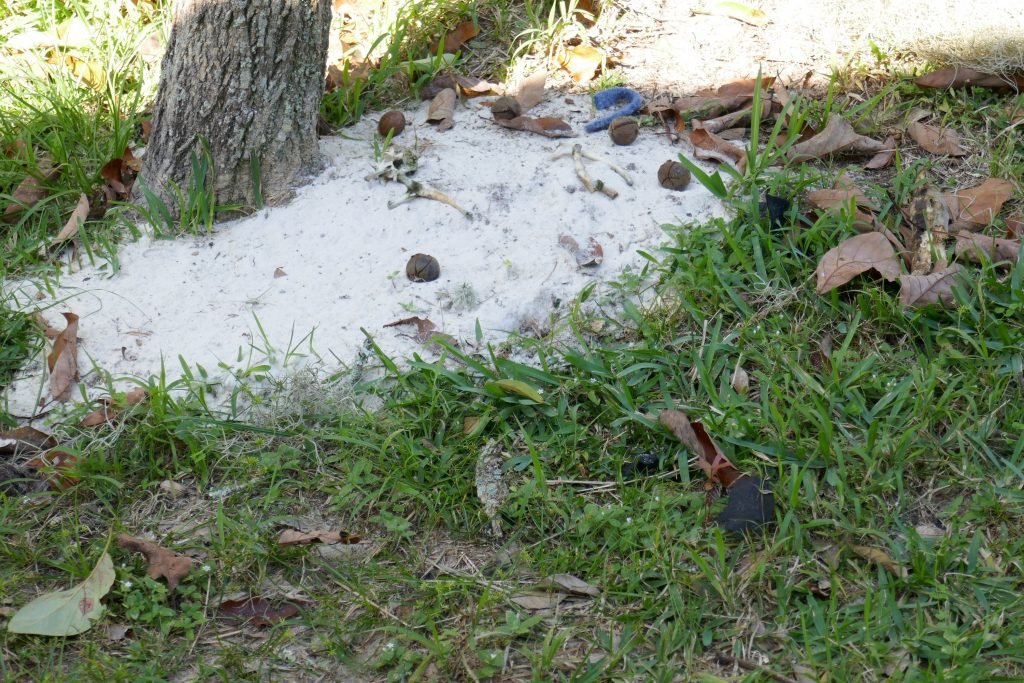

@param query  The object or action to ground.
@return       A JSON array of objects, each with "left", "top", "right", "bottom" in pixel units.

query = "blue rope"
[{"left": 584, "top": 87, "right": 644, "bottom": 133}]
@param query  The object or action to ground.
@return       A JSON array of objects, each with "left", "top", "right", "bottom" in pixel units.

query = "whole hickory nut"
[
  {"left": 658, "top": 160, "right": 691, "bottom": 191},
  {"left": 608, "top": 117, "right": 639, "bottom": 145},
  {"left": 378, "top": 111, "right": 406, "bottom": 137},
  {"left": 406, "top": 253, "right": 440, "bottom": 282},
  {"left": 491, "top": 96, "right": 521, "bottom": 121}
]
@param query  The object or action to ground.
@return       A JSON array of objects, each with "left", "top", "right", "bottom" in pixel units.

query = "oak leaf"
[
  {"left": 907, "top": 121, "right": 966, "bottom": 156},
  {"left": 116, "top": 534, "right": 192, "bottom": 591},
  {"left": 816, "top": 233, "right": 901, "bottom": 294},
  {"left": 899, "top": 264, "right": 964, "bottom": 309}
]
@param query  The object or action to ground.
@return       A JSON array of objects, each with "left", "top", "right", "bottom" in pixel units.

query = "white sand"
[{"left": 4, "top": 94, "right": 725, "bottom": 419}]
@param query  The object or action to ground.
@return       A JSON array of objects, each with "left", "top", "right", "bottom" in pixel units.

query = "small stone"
[
  {"left": 491, "top": 96, "right": 521, "bottom": 121},
  {"left": 658, "top": 160, "right": 691, "bottom": 191},
  {"left": 608, "top": 117, "right": 639, "bottom": 145},
  {"left": 406, "top": 253, "right": 440, "bottom": 282},
  {"left": 634, "top": 452, "right": 659, "bottom": 473},
  {"left": 377, "top": 111, "right": 406, "bottom": 137}
]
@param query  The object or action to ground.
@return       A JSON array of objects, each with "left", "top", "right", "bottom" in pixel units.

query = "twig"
[
  {"left": 551, "top": 144, "right": 635, "bottom": 188},
  {"left": 568, "top": 144, "right": 618, "bottom": 198},
  {"left": 387, "top": 173, "right": 473, "bottom": 219},
  {"left": 715, "top": 653, "right": 799, "bottom": 683}
]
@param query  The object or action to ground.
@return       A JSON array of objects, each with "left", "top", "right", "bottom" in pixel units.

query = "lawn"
[{"left": 1, "top": 1, "right": 1022, "bottom": 681}]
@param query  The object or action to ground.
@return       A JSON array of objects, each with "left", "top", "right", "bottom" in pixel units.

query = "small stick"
[
  {"left": 715, "top": 653, "right": 799, "bottom": 683},
  {"left": 551, "top": 145, "right": 635, "bottom": 186},
  {"left": 570, "top": 144, "right": 618, "bottom": 199},
  {"left": 387, "top": 173, "right": 473, "bottom": 219}
]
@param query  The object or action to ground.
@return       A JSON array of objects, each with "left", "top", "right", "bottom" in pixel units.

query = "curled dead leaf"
[
  {"left": 915, "top": 67, "right": 1024, "bottom": 91},
  {"left": 907, "top": 121, "right": 966, "bottom": 156},
  {"left": 658, "top": 409, "right": 741, "bottom": 487},
  {"left": 426, "top": 88, "right": 456, "bottom": 131},
  {"left": 850, "top": 544, "right": 907, "bottom": 578},
  {"left": 864, "top": 136, "right": 897, "bottom": 170},
  {"left": 558, "top": 234, "right": 603, "bottom": 267},
  {"left": 816, "top": 232, "right": 901, "bottom": 294},
  {"left": 787, "top": 116, "right": 887, "bottom": 162},
  {"left": 689, "top": 128, "right": 746, "bottom": 172},
  {"left": 954, "top": 232, "right": 1021, "bottom": 264},
  {"left": 47, "top": 312, "right": 79, "bottom": 402},
  {"left": 494, "top": 115, "right": 575, "bottom": 138},
  {"left": 51, "top": 193, "right": 89, "bottom": 247},
  {"left": 116, "top": 534, "right": 192, "bottom": 591},
  {"left": 515, "top": 71, "right": 547, "bottom": 111},
  {"left": 899, "top": 264, "right": 965, "bottom": 309},
  {"left": 944, "top": 178, "right": 1014, "bottom": 231},
  {"left": 557, "top": 45, "right": 603, "bottom": 83}
]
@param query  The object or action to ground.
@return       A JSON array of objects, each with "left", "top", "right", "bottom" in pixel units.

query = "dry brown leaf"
[
  {"left": 907, "top": 121, "right": 966, "bottom": 156},
  {"left": 850, "top": 544, "right": 907, "bottom": 578},
  {"left": 557, "top": 45, "right": 603, "bottom": 83},
  {"left": 100, "top": 158, "right": 128, "bottom": 197},
  {"left": 4, "top": 166, "right": 61, "bottom": 218},
  {"left": 117, "top": 534, "right": 192, "bottom": 591},
  {"left": 0, "top": 426, "right": 58, "bottom": 456},
  {"left": 945, "top": 178, "right": 1014, "bottom": 231},
  {"left": 426, "top": 88, "right": 456, "bottom": 131},
  {"left": 954, "top": 233, "right": 1021, "bottom": 264},
  {"left": 805, "top": 188, "right": 877, "bottom": 213},
  {"left": 535, "top": 574, "right": 599, "bottom": 596},
  {"left": 47, "top": 312, "right": 79, "bottom": 402},
  {"left": 730, "top": 366, "right": 750, "bottom": 395},
  {"left": 915, "top": 67, "right": 1024, "bottom": 90},
  {"left": 454, "top": 73, "right": 500, "bottom": 97},
  {"left": 442, "top": 20, "right": 478, "bottom": 53},
  {"left": 658, "top": 409, "right": 741, "bottom": 488},
  {"left": 277, "top": 529, "right": 360, "bottom": 545},
  {"left": 51, "top": 193, "right": 89, "bottom": 247},
  {"left": 26, "top": 448, "right": 79, "bottom": 490},
  {"left": 1006, "top": 215, "right": 1023, "bottom": 240},
  {"left": 718, "top": 76, "right": 775, "bottom": 96},
  {"left": 899, "top": 264, "right": 964, "bottom": 309},
  {"left": 689, "top": 128, "right": 747, "bottom": 172},
  {"left": 515, "top": 71, "right": 547, "bottom": 111},
  {"left": 510, "top": 591, "right": 565, "bottom": 610},
  {"left": 383, "top": 316, "right": 442, "bottom": 344},
  {"left": 218, "top": 598, "right": 300, "bottom": 626},
  {"left": 815, "top": 232, "right": 901, "bottom": 294},
  {"left": 864, "top": 136, "right": 897, "bottom": 169},
  {"left": 558, "top": 234, "right": 603, "bottom": 267},
  {"left": 788, "top": 116, "right": 887, "bottom": 162},
  {"left": 494, "top": 115, "right": 574, "bottom": 138},
  {"left": 77, "top": 387, "right": 149, "bottom": 427}
]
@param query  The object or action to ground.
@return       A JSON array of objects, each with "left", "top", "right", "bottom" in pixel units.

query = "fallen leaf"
[
  {"left": 672, "top": 94, "right": 750, "bottom": 122},
  {"left": 277, "top": 529, "right": 360, "bottom": 545},
  {"left": 689, "top": 128, "right": 747, "bottom": 172},
  {"left": 718, "top": 76, "right": 775, "bottom": 96},
  {"left": 658, "top": 410, "right": 741, "bottom": 487},
  {"left": 100, "top": 158, "right": 128, "bottom": 198},
  {"left": 915, "top": 67, "right": 1024, "bottom": 90},
  {"left": 515, "top": 71, "right": 547, "bottom": 111},
  {"left": 850, "top": 544, "right": 907, "bottom": 578},
  {"left": 273, "top": 267, "right": 286, "bottom": 278},
  {"left": 815, "top": 232, "right": 901, "bottom": 294},
  {"left": 426, "top": 88, "right": 456, "bottom": 131},
  {"left": 486, "top": 378, "right": 545, "bottom": 404},
  {"left": 4, "top": 166, "right": 61, "bottom": 219},
  {"left": 805, "top": 188, "right": 877, "bottom": 213},
  {"left": 730, "top": 366, "right": 749, "bottom": 395},
  {"left": 907, "top": 121, "right": 966, "bottom": 156},
  {"left": 7, "top": 552, "right": 114, "bottom": 636},
  {"left": 899, "top": 264, "right": 964, "bottom": 309},
  {"left": 535, "top": 574, "right": 599, "bottom": 596},
  {"left": 116, "top": 534, "right": 192, "bottom": 591},
  {"left": 509, "top": 591, "right": 565, "bottom": 610},
  {"left": 945, "top": 178, "right": 1014, "bottom": 231},
  {"left": 454, "top": 73, "right": 500, "bottom": 97},
  {"left": 694, "top": 1, "right": 768, "bottom": 26},
  {"left": 787, "top": 116, "right": 887, "bottom": 162},
  {"left": 46, "top": 312, "right": 79, "bottom": 402},
  {"left": 864, "top": 136, "right": 897, "bottom": 169},
  {"left": 558, "top": 234, "right": 604, "bottom": 267},
  {"left": 1006, "top": 215, "right": 1023, "bottom": 239},
  {"left": 105, "top": 624, "right": 130, "bottom": 641},
  {"left": 51, "top": 193, "right": 89, "bottom": 247},
  {"left": 441, "top": 20, "right": 478, "bottom": 53},
  {"left": 25, "top": 449, "right": 79, "bottom": 490},
  {"left": 77, "top": 387, "right": 149, "bottom": 427},
  {"left": 0, "top": 426, "right": 58, "bottom": 456},
  {"left": 218, "top": 598, "right": 300, "bottom": 626},
  {"left": 494, "top": 115, "right": 575, "bottom": 138},
  {"left": 557, "top": 45, "right": 603, "bottom": 83},
  {"left": 384, "top": 316, "right": 440, "bottom": 343},
  {"left": 954, "top": 232, "right": 1021, "bottom": 264}
]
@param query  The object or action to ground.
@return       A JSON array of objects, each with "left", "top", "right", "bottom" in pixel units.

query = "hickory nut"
[
  {"left": 658, "top": 160, "right": 691, "bottom": 191},
  {"left": 491, "top": 96, "right": 522, "bottom": 121},
  {"left": 406, "top": 253, "right": 440, "bottom": 282},
  {"left": 378, "top": 111, "right": 406, "bottom": 137},
  {"left": 608, "top": 117, "right": 639, "bottom": 145}
]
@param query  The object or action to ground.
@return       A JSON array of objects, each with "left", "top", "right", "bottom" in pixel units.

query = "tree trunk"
[{"left": 139, "top": 0, "right": 331, "bottom": 213}]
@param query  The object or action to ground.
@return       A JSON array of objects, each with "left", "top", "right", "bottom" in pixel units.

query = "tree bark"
[{"left": 139, "top": 0, "right": 331, "bottom": 213}]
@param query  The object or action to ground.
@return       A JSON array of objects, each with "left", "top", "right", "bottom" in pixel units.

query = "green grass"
[{"left": 2, "top": 1, "right": 1024, "bottom": 681}]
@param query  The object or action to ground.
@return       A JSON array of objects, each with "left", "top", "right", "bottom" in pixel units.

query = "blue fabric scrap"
[{"left": 584, "top": 87, "right": 644, "bottom": 133}]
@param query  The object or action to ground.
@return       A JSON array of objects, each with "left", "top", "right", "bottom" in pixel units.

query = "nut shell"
[
  {"left": 608, "top": 117, "right": 639, "bottom": 145},
  {"left": 658, "top": 160, "right": 691, "bottom": 191},
  {"left": 378, "top": 111, "right": 406, "bottom": 137},
  {"left": 406, "top": 253, "right": 440, "bottom": 282},
  {"left": 491, "top": 96, "right": 522, "bottom": 121}
]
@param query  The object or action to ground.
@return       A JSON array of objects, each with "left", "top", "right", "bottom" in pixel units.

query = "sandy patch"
[{"left": 4, "top": 93, "right": 726, "bottom": 419}]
